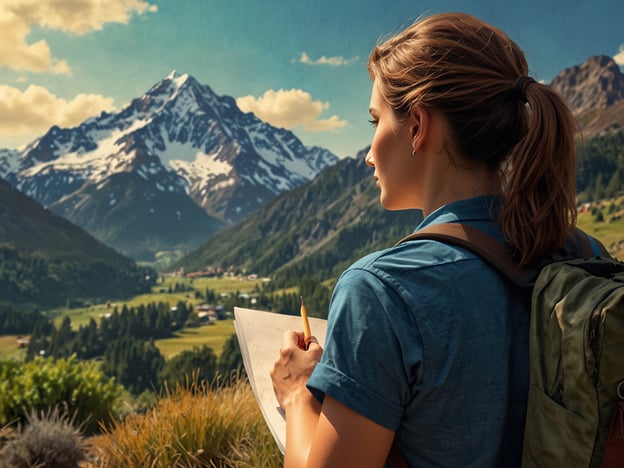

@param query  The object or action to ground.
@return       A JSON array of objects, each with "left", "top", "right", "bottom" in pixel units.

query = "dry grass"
[{"left": 87, "top": 377, "right": 282, "bottom": 467}]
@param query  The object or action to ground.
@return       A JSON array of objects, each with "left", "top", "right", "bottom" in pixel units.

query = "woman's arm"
[
  {"left": 272, "top": 331, "right": 395, "bottom": 467},
  {"left": 306, "top": 395, "right": 395, "bottom": 467}
]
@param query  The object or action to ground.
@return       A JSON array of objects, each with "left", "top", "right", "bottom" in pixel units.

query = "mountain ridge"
[
  {"left": 1, "top": 55, "right": 622, "bottom": 277},
  {"left": 174, "top": 55, "right": 624, "bottom": 281},
  {"left": 0, "top": 71, "right": 338, "bottom": 260},
  {"left": 551, "top": 55, "right": 624, "bottom": 136},
  {"left": 0, "top": 178, "right": 154, "bottom": 306},
  {"left": 176, "top": 149, "right": 423, "bottom": 284}
]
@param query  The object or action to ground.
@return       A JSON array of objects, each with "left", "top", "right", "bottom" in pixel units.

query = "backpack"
[{"left": 393, "top": 223, "right": 624, "bottom": 468}]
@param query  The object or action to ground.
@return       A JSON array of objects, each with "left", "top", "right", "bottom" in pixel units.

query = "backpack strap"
[
  {"left": 567, "top": 228, "right": 611, "bottom": 258},
  {"left": 387, "top": 222, "right": 603, "bottom": 467},
  {"left": 395, "top": 223, "right": 533, "bottom": 288}
]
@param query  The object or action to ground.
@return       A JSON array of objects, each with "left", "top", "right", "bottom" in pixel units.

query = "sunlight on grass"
[
  {"left": 577, "top": 195, "right": 624, "bottom": 258},
  {"left": 48, "top": 276, "right": 266, "bottom": 329},
  {"left": 89, "top": 377, "right": 282, "bottom": 467},
  {"left": 0, "top": 336, "right": 26, "bottom": 361},
  {"left": 155, "top": 320, "right": 235, "bottom": 359}
]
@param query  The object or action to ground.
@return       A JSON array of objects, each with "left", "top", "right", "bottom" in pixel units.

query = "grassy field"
[
  {"left": 155, "top": 319, "right": 235, "bottom": 359},
  {"left": 0, "top": 275, "right": 264, "bottom": 361},
  {"left": 47, "top": 275, "right": 266, "bottom": 328},
  {"left": 577, "top": 195, "right": 624, "bottom": 258},
  {"left": 2, "top": 202, "right": 621, "bottom": 362},
  {"left": 0, "top": 335, "right": 26, "bottom": 360}
]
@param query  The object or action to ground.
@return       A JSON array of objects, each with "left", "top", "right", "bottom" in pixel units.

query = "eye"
[{"left": 368, "top": 119, "right": 378, "bottom": 127}]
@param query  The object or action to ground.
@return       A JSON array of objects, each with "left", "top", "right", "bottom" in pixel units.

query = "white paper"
[{"left": 234, "top": 306, "right": 327, "bottom": 454}]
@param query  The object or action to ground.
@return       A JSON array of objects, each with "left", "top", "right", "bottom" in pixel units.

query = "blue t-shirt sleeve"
[{"left": 306, "top": 266, "right": 423, "bottom": 430}]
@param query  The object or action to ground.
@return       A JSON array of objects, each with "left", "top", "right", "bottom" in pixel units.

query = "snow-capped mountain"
[{"left": 0, "top": 71, "right": 339, "bottom": 260}]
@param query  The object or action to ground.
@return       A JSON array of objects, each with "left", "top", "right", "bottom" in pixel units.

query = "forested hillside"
[
  {"left": 0, "top": 179, "right": 155, "bottom": 306},
  {"left": 577, "top": 131, "right": 624, "bottom": 202},
  {"left": 176, "top": 151, "right": 423, "bottom": 286},
  {"left": 178, "top": 125, "right": 624, "bottom": 287}
]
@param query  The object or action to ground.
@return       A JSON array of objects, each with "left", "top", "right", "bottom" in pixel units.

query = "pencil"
[{"left": 300, "top": 296, "right": 312, "bottom": 347}]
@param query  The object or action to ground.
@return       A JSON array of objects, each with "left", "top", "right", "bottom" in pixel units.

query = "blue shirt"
[{"left": 307, "top": 196, "right": 529, "bottom": 467}]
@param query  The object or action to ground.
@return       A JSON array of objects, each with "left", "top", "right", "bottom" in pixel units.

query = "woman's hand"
[
  {"left": 271, "top": 331, "right": 395, "bottom": 467},
  {"left": 271, "top": 330, "right": 323, "bottom": 410}
]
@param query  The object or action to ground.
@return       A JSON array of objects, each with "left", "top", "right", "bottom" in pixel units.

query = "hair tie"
[{"left": 515, "top": 76, "right": 535, "bottom": 103}]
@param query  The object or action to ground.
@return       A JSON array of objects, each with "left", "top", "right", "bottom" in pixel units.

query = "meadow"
[
  {"left": 0, "top": 275, "right": 267, "bottom": 362},
  {"left": 2, "top": 196, "right": 622, "bottom": 363},
  {"left": 576, "top": 195, "right": 624, "bottom": 258}
]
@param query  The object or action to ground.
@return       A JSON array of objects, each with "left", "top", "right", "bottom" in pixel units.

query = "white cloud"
[
  {"left": 0, "top": 0, "right": 157, "bottom": 74},
  {"left": 236, "top": 89, "right": 348, "bottom": 132},
  {"left": 294, "top": 52, "right": 358, "bottom": 67},
  {"left": 615, "top": 45, "right": 624, "bottom": 66},
  {"left": 0, "top": 84, "right": 117, "bottom": 136}
]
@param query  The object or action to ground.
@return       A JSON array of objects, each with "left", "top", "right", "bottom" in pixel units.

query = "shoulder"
[
  {"left": 333, "top": 237, "right": 495, "bottom": 312},
  {"left": 563, "top": 227, "right": 612, "bottom": 259},
  {"left": 346, "top": 237, "right": 487, "bottom": 280}
]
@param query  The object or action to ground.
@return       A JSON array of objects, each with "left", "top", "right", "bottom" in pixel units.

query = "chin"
[{"left": 380, "top": 197, "right": 420, "bottom": 211}]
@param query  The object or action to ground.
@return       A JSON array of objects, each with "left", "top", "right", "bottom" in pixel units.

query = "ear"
[{"left": 410, "top": 106, "right": 431, "bottom": 154}]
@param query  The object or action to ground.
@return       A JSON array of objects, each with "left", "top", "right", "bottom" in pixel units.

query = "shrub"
[
  {"left": 0, "top": 356, "right": 122, "bottom": 434},
  {"left": 0, "top": 407, "right": 86, "bottom": 468},
  {"left": 90, "top": 376, "right": 282, "bottom": 467}
]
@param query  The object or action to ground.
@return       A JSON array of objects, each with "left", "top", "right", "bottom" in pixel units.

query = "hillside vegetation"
[
  {"left": 0, "top": 179, "right": 155, "bottom": 307},
  {"left": 577, "top": 195, "right": 624, "bottom": 258},
  {"left": 176, "top": 154, "right": 423, "bottom": 286}
]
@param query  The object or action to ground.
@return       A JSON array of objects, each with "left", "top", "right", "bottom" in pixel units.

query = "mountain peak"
[
  {"left": 165, "top": 70, "right": 192, "bottom": 88},
  {"left": 550, "top": 55, "right": 624, "bottom": 115},
  {"left": 1, "top": 72, "right": 339, "bottom": 260}
]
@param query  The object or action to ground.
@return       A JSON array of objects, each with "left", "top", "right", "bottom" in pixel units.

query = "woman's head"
[
  {"left": 368, "top": 12, "right": 528, "bottom": 168},
  {"left": 368, "top": 12, "right": 578, "bottom": 264}
]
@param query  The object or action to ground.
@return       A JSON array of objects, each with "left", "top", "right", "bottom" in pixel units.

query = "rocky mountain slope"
[
  {"left": 175, "top": 56, "right": 624, "bottom": 282},
  {"left": 176, "top": 149, "right": 423, "bottom": 284},
  {"left": 551, "top": 55, "right": 624, "bottom": 136},
  {"left": 0, "top": 71, "right": 338, "bottom": 260}
]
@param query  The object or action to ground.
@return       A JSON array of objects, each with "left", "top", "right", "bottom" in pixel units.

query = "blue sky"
[{"left": 0, "top": 0, "right": 622, "bottom": 157}]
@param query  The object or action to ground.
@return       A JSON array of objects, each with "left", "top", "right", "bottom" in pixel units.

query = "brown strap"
[
  {"left": 386, "top": 222, "right": 594, "bottom": 467},
  {"left": 395, "top": 223, "right": 531, "bottom": 288}
]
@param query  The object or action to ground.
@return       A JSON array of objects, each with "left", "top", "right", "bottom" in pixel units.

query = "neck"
[{"left": 420, "top": 156, "right": 498, "bottom": 217}]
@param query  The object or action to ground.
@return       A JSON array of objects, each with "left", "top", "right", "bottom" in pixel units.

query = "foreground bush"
[
  {"left": 90, "top": 377, "right": 282, "bottom": 467},
  {"left": 0, "top": 356, "right": 122, "bottom": 434},
  {"left": 0, "top": 407, "right": 86, "bottom": 468}
]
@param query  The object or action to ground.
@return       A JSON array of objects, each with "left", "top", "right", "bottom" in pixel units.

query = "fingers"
[
  {"left": 306, "top": 335, "right": 319, "bottom": 346},
  {"left": 281, "top": 329, "right": 301, "bottom": 348},
  {"left": 305, "top": 336, "right": 323, "bottom": 359}
]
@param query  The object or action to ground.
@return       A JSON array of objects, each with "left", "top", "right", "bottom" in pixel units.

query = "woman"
[{"left": 271, "top": 12, "right": 579, "bottom": 467}]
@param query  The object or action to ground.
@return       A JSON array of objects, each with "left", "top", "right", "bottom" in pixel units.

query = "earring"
[{"left": 410, "top": 149, "right": 416, "bottom": 157}]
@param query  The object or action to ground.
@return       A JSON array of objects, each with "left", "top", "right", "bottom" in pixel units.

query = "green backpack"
[{"left": 397, "top": 223, "right": 624, "bottom": 467}]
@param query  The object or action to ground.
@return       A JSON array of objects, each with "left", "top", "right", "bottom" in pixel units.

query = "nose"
[{"left": 365, "top": 149, "right": 374, "bottom": 167}]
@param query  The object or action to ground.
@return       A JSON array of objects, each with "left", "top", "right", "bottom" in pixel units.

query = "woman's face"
[{"left": 366, "top": 80, "right": 420, "bottom": 210}]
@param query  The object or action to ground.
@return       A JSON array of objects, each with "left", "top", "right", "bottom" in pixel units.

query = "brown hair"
[{"left": 368, "top": 12, "right": 578, "bottom": 265}]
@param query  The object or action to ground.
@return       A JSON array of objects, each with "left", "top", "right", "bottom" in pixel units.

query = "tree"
[
  {"left": 159, "top": 345, "right": 218, "bottom": 390},
  {"left": 605, "top": 168, "right": 622, "bottom": 199},
  {"left": 103, "top": 337, "right": 164, "bottom": 395},
  {"left": 217, "top": 334, "right": 244, "bottom": 383}
]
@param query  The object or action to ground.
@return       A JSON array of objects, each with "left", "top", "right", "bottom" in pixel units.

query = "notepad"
[{"left": 234, "top": 306, "right": 327, "bottom": 454}]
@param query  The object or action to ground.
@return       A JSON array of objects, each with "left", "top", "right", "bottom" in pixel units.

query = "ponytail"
[{"left": 499, "top": 82, "right": 578, "bottom": 265}]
